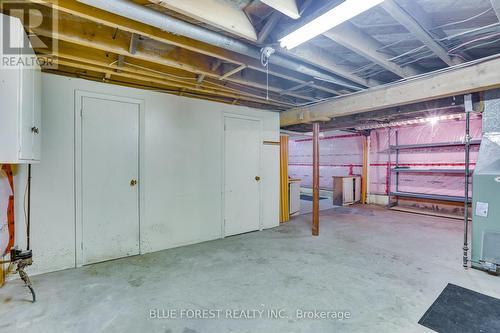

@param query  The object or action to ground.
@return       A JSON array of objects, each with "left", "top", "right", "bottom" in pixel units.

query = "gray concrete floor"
[
  {"left": 1, "top": 205, "right": 500, "bottom": 333},
  {"left": 299, "top": 198, "right": 336, "bottom": 215}
]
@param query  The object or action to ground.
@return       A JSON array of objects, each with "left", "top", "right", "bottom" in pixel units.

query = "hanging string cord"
[{"left": 260, "top": 47, "right": 275, "bottom": 100}]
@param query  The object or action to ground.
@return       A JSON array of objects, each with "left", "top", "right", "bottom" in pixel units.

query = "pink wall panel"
[
  {"left": 289, "top": 116, "right": 483, "bottom": 197},
  {"left": 289, "top": 134, "right": 363, "bottom": 189}
]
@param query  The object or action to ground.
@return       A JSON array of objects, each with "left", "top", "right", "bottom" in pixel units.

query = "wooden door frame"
[
  {"left": 221, "top": 113, "right": 263, "bottom": 238},
  {"left": 74, "top": 90, "right": 145, "bottom": 267}
]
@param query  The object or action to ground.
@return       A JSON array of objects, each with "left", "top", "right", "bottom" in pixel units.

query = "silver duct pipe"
[{"left": 77, "top": 0, "right": 364, "bottom": 91}]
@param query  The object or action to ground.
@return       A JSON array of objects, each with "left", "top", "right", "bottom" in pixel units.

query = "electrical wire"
[
  {"left": 455, "top": 37, "right": 500, "bottom": 53},
  {"left": 447, "top": 32, "right": 500, "bottom": 53},
  {"left": 350, "top": 62, "right": 379, "bottom": 75},
  {"left": 431, "top": 8, "right": 494, "bottom": 30},
  {"left": 398, "top": 53, "right": 436, "bottom": 67},
  {"left": 387, "top": 45, "right": 428, "bottom": 62},
  {"left": 435, "top": 22, "right": 500, "bottom": 42}
]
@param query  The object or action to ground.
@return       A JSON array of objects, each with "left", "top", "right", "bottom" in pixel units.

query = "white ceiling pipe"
[{"left": 76, "top": 0, "right": 364, "bottom": 90}]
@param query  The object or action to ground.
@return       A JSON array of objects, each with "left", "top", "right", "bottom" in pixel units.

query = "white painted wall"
[{"left": 14, "top": 73, "right": 280, "bottom": 275}]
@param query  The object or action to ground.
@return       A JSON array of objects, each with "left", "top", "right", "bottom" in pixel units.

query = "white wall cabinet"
[
  {"left": 0, "top": 14, "right": 42, "bottom": 164},
  {"left": 333, "top": 176, "right": 361, "bottom": 206}
]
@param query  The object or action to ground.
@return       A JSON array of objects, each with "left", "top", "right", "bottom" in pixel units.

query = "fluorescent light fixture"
[
  {"left": 428, "top": 116, "right": 440, "bottom": 125},
  {"left": 279, "top": 0, "right": 385, "bottom": 50}
]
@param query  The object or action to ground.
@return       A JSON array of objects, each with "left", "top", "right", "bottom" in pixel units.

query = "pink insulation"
[
  {"left": 289, "top": 116, "right": 483, "bottom": 197},
  {"left": 289, "top": 133, "right": 364, "bottom": 189}
]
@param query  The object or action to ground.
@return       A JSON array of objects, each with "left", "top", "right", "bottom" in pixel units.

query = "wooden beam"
[
  {"left": 129, "top": 33, "right": 139, "bottom": 55},
  {"left": 280, "top": 55, "right": 500, "bottom": 126},
  {"left": 381, "top": 0, "right": 462, "bottom": 66},
  {"left": 50, "top": 65, "right": 279, "bottom": 110},
  {"left": 48, "top": 57, "right": 293, "bottom": 108},
  {"left": 35, "top": 39, "right": 297, "bottom": 107},
  {"left": 324, "top": 22, "right": 421, "bottom": 78},
  {"left": 196, "top": 74, "right": 205, "bottom": 87},
  {"left": 34, "top": 19, "right": 216, "bottom": 76},
  {"left": 257, "top": 11, "right": 281, "bottom": 44},
  {"left": 117, "top": 54, "right": 125, "bottom": 67},
  {"left": 231, "top": 70, "right": 321, "bottom": 102},
  {"left": 33, "top": 19, "right": 314, "bottom": 103},
  {"left": 261, "top": 0, "right": 300, "bottom": 19},
  {"left": 286, "top": 44, "right": 382, "bottom": 87},
  {"left": 279, "top": 81, "right": 313, "bottom": 95},
  {"left": 491, "top": 0, "right": 500, "bottom": 21},
  {"left": 220, "top": 64, "right": 247, "bottom": 80},
  {"left": 32, "top": 1, "right": 341, "bottom": 99},
  {"left": 312, "top": 122, "right": 320, "bottom": 236},
  {"left": 149, "top": 0, "right": 258, "bottom": 41}
]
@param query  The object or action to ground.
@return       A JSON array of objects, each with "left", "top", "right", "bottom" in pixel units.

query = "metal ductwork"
[{"left": 77, "top": 0, "right": 364, "bottom": 91}]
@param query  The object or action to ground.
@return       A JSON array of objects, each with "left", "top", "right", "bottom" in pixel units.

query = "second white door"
[
  {"left": 81, "top": 96, "right": 140, "bottom": 265},
  {"left": 224, "top": 116, "right": 261, "bottom": 236}
]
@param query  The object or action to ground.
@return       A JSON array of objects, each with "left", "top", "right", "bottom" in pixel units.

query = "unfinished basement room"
[{"left": 1, "top": 0, "right": 500, "bottom": 332}]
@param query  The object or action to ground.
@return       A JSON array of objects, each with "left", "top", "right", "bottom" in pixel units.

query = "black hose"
[{"left": 27, "top": 284, "right": 36, "bottom": 303}]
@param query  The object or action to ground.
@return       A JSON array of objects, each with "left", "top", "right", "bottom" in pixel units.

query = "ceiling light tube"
[{"left": 279, "top": 0, "right": 385, "bottom": 50}]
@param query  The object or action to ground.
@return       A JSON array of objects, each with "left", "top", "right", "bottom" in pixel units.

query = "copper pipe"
[{"left": 312, "top": 122, "right": 320, "bottom": 236}]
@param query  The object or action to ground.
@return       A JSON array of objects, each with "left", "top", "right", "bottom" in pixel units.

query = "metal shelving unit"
[
  {"left": 390, "top": 140, "right": 481, "bottom": 150},
  {"left": 392, "top": 168, "right": 471, "bottom": 174},
  {"left": 387, "top": 129, "right": 480, "bottom": 208},
  {"left": 389, "top": 191, "right": 470, "bottom": 203}
]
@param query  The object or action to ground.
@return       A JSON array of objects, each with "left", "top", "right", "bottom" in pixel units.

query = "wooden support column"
[
  {"left": 279, "top": 134, "right": 290, "bottom": 223},
  {"left": 312, "top": 122, "right": 320, "bottom": 236}
]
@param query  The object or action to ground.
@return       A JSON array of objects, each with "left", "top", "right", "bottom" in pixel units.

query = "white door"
[
  {"left": 81, "top": 96, "right": 140, "bottom": 264},
  {"left": 224, "top": 116, "right": 261, "bottom": 236}
]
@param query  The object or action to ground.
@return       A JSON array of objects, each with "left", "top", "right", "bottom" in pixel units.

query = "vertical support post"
[
  {"left": 361, "top": 133, "right": 369, "bottom": 204},
  {"left": 386, "top": 127, "right": 392, "bottom": 208},
  {"left": 395, "top": 130, "right": 399, "bottom": 207},
  {"left": 463, "top": 94, "right": 472, "bottom": 268},
  {"left": 312, "top": 122, "right": 320, "bottom": 236}
]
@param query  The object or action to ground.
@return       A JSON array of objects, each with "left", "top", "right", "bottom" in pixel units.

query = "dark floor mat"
[
  {"left": 300, "top": 194, "right": 328, "bottom": 201},
  {"left": 419, "top": 283, "right": 500, "bottom": 333}
]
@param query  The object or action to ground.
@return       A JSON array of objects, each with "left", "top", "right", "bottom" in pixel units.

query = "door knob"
[
  {"left": 255, "top": 176, "right": 261, "bottom": 181},
  {"left": 130, "top": 179, "right": 138, "bottom": 186},
  {"left": 31, "top": 127, "right": 39, "bottom": 134}
]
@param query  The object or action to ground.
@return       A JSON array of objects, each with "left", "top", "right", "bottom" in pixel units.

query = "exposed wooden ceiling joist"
[
  {"left": 32, "top": 16, "right": 329, "bottom": 105},
  {"left": 220, "top": 64, "right": 247, "bottom": 80},
  {"left": 381, "top": 0, "right": 462, "bottom": 66},
  {"left": 35, "top": 34, "right": 300, "bottom": 108},
  {"left": 148, "top": 0, "right": 258, "bottom": 41},
  {"left": 44, "top": 52, "right": 294, "bottom": 108},
  {"left": 323, "top": 22, "right": 422, "bottom": 78},
  {"left": 32, "top": 0, "right": 343, "bottom": 102},
  {"left": 257, "top": 11, "right": 281, "bottom": 44},
  {"left": 260, "top": 0, "right": 300, "bottom": 19},
  {"left": 48, "top": 64, "right": 278, "bottom": 110},
  {"left": 280, "top": 55, "right": 500, "bottom": 126},
  {"left": 284, "top": 97, "right": 465, "bottom": 132},
  {"left": 286, "top": 44, "right": 382, "bottom": 87}
]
